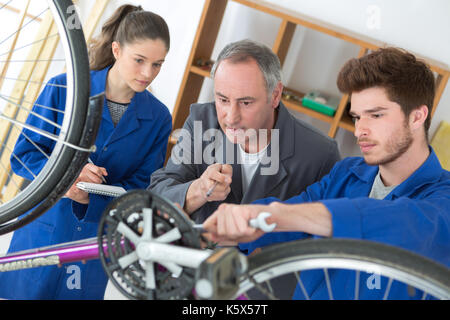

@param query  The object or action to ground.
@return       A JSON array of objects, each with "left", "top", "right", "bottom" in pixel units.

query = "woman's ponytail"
[{"left": 88, "top": 4, "right": 143, "bottom": 70}]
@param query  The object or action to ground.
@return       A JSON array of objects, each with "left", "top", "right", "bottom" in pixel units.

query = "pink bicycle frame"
[{"left": 0, "top": 237, "right": 104, "bottom": 272}]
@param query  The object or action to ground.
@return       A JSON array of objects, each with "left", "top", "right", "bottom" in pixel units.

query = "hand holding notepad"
[{"left": 76, "top": 182, "right": 126, "bottom": 197}]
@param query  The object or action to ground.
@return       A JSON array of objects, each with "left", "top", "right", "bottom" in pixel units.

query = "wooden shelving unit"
[{"left": 168, "top": 0, "right": 450, "bottom": 156}]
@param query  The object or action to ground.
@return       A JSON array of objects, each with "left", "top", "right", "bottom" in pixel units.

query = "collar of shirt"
[
  {"left": 349, "top": 146, "right": 444, "bottom": 199},
  {"left": 238, "top": 142, "right": 270, "bottom": 164}
]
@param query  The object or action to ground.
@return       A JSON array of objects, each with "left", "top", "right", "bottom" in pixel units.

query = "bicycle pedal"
[{"left": 195, "top": 247, "right": 248, "bottom": 300}]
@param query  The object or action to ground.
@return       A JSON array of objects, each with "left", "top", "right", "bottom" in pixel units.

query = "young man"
[
  {"left": 202, "top": 47, "right": 450, "bottom": 299},
  {"left": 149, "top": 40, "right": 340, "bottom": 223}
]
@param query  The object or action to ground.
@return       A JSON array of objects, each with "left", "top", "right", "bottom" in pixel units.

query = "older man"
[{"left": 149, "top": 39, "right": 340, "bottom": 223}]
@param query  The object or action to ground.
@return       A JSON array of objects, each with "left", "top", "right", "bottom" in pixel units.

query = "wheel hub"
[{"left": 136, "top": 242, "right": 153, "bottom": 261}]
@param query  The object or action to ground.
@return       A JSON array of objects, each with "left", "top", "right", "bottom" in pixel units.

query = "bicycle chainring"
[{"left": 97, "top": 190, "right": 201, "bottom": 300}]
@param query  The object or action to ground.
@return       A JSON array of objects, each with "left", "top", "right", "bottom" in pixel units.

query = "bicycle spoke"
[
  {"left": 0, "top": 33, "right": 59, "bottom": 58},
  {"left": 247, "top": 274, "right": 278, "bottom": 300},
  {"left": 155, "top": 227, "right": 182, "bottom": 243},
  {"left": 117, "top": 222, "right": 141, "bottom": 245},
  {"left": 0, "top": 113, "right": 94, "bottom": 152},
  {"left": 383, "top": 278, "right": 393, "bottom": 300},
  {"left": 0, "top": 157, "right": 20, "bottom": 190},
  {"left": 265, "top": 280, "right": 274, "bottom": 295},
  {"left": 26, "top": 102, "right": 65, "bottom": 114},
  {"left": 0, "top": 93, "right": 65, "bottom": 114},
  {"left": 238, "top": 240, "right": 450, "bottom": 300},
  {"left": 354, "top": 270, "right": 360, "bottom": 300},
  {"left": 294, "top": 271, "right": 310, "bottom": 300},
  {"left": 0, "top": 1, "right": 14, "bottom": 11},
  {"left": 0, "top": 94, "right": 62, "bottom": 130},
  {"left": 0, "top": 7, "right": 49, "bottom": 46},
  {"left": 118, "top": 251, "right": 138, "bottom": 269},
  {"left": 2, "top": 142, "right": 36, "bottom": 179},
  {"left": 0, "top": 58, "right": 65, "bottom": 63},
  {"left": 0, "top": 74, "right": 67, "bottom": 88},
  {"left": 0, "top": 114, "right": 57, "bottom": 138},
  {"left": 0, "top": 0, "right": 91, "bottom": 232},
  {"left": 323, "top": 268, "right": 334, "bottom": 300},
  {"left": 13, "top": 125, "right": 51, "bottom": 160},
  {"left": 141, "top": 208, "right": 152, "bottom": 240}
]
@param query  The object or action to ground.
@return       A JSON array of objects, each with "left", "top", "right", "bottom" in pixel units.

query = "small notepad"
[{"left": 76, "top": 182, "right": 126, "bottom": 197}]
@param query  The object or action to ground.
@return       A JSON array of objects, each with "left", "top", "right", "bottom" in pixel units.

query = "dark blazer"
[{"left": 149, "top": 101, "right": 340, "bottom": 223}]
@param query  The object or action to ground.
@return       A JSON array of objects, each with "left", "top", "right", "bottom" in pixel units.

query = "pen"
[
  {"left": 206, "top": 181, "right": 218, "bottom": 198},
  {"left": 87, "top": 158, "right": 107, "bottom": 183},
  {"left": 206, "top": 165, "right": 222, "bottom": 198}
]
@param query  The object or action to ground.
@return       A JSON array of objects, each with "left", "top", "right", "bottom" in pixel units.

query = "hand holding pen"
[
  {"left": 184, "top": 163, "right": 233, "bottom": 214},
  {"left": 204, "top": 164, "right": 232, "bottom": 200},
  {"left": 66, "top": 158, "right": 108, "bottom": 203},
  {"left": 86, "top": 158, "right": 108, "bottom": 183},
  {"left": 206, "top": 181, "right": 219, "bottom": 198}
]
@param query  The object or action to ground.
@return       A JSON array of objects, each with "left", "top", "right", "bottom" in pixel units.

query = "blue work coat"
[
  {"left": 0, "top": 67, "right": 172, "bottom": 299},
  {"left": 240, "top": 148, "right": 450, "bottom": 299}
]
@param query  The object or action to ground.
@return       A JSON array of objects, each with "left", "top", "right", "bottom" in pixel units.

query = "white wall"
[{"left": 79, "top": 0, "right": 450, "bottom": 157}]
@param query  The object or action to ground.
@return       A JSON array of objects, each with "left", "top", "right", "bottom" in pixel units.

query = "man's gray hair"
[{"left": 211, "top": 39, "right": 282, "bottom": 95}]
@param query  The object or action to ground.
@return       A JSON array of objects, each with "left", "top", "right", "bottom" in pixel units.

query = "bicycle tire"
[
  {"left": 0, "top": 0, "right": 91, "bottom": 232},
  {"left": 236, "top": 238, "right": 450, "bottom": 300}
]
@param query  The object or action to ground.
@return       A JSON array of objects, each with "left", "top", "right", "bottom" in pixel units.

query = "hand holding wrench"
[{"left": 193, "top": 211, "right": 276, "bottom": 233}]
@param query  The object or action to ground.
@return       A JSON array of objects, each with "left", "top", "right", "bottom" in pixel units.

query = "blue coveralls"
[
  {"left": 0, "top": 66, "right": 172, "bottom": 299},
  {"left": 240, "top": 150, "right": 450, "bottom": 299}
]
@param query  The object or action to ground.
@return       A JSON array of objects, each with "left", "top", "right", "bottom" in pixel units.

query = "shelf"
[
  {"left": 281, "top": 87, "right": 333, "bottom": 125},
  {"left": 231, "top": 0, "right": 383, "bottom": 50},
  {"left": 190, "top": 65, "right": 213, "bottom": 78},
  {"left": 283, "top": 98, "right": 334, "bottom": 125},
  {"left": 338, "top": 113, "right": 355, "bottom": 133}
]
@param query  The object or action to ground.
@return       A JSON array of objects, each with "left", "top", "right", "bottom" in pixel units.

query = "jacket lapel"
[
  {"left": 90, "top": 66, "right": 155, "bottom": 146},
  {"left": 230, "top": 157, "right": 243, "bottom": 202},
  {"left": 213, "top": 102, "right": 298, "bottom": 203},
  {"left": 386, "top": 147, "right": 441, "bottom": 200},
  {"left": 88, "top": 67, "right": 114, "bottom": 150},
  {"left": 219, "top": 133, "right": 243, "bottom": 202},
  {"left": 105, "top": 89, "right": 155, "bottom": 145},
  {"left": 242, "top": 160, "right": 288, "bottom": 203},
  {"left": 107, "top": 99, "right": 140, "bottom": 145}
]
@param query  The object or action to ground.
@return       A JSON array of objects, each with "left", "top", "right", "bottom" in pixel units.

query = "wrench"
[{"left": 192, "top": 211, "right": 276, "bottom": 233}]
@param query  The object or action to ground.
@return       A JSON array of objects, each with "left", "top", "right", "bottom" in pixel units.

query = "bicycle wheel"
[
  {"left": 236, "top": 239, "right": 450, "bottom": 300},
  {"left": 0, "top": 0, "right": 96, "bottom": 234}
]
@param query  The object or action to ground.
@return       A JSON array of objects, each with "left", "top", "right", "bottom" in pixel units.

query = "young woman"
[{"left": 0, "top": 4, "right": 172, "bottom": 299}]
